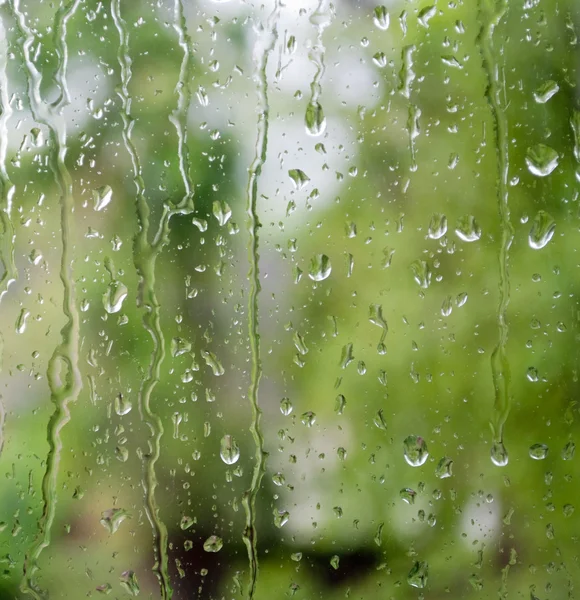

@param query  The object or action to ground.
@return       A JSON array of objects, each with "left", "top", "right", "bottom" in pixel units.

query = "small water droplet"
[
  {"left": 212, "top": 200, "right": 232, "bottom": 226},
  {"left": 373, "top": 5, "right": 390, "bottom": 30},
  {"left": 102, "top": 280, "right": 128, "bottom": 314},
  {"left": 93, "top": 185, "right": 113, "bottom": 211},
  {"left": 330, "top": 555, "right": 340, "bottom": 570},
  {"left": 220, "top": 435, "right": 240, "bottom": 465},
  {"left": 16, "top": 308, "right": 30, "bottom": 334},
  {"left": 280, "top": 397, "right": 293, "bottom": 416},
  {"left": 526, "top": 144, "right": 559, "bottom": 177},
  {"left": 288, "top": 169, "right": 310, "bottom": 190},
  {"left": 562, "top": 441, "right": 575, "bottom": 461},
  {"left": 528, "top": 210, "right": 555, "bottom": 250},
  {"left": 301, "top": 411, "right": 316, "bottom": 427},
  {"left": 308, "top": 254, "right": 332, "bottom": 281},
  {"left": 305, "top": 101, "right": 326, "bottom": 136},
  {"left": 180, "top": 515, "right": 194, "bottom": 530},
  {"left": 491, "top": 441, "right": 509, "bottom": 467},
  {"left": 335, "top": 394, "right": 346, "bottom": 415},
  {"left": 272, "top": 472, "right": 285, "bottom": 486},
  {"left": 534, "top": 80, "right": 559, "bottom": 104},
  {"left": 403, "top": 435, "right": 429, "bottom": 467},
  {"left": 529, "top": 443, "right": 549, "bottom": 460},
  {"left": 274, "top": 509, "right": 290, "bottom": 528},
  {"left": 407, "top": 561, "right": 428, "bottom": 588},
  {"left": 441, "top": 296, "right": 453, "bottom": 317},
  {"left": 95, "top": 583, "right": 112, "bottom": 594},
  {"left": 100, "top": 508, "right": 130, "bottom": 534},
  {"left": 114, "top": 393, "right": 132, "bottom": 416},
  {"left": 203, "top": 535, "right": 223, "bottom": 553},
  {"left": 400, "top": 488, "right": 416, "bottom": 504},
  {"left": 372, "top": 51, "right": 387, "bottom": 68},
  {"left": 201, "top": 350, "right": 225, "bottom": 376},
  {"left": 373, "top": 409, "right": 388, "bottom": 431},
  {"left": 455, "top": 215, "right": 481, "bottom": 242},
  {"left": 526, "top": 366, "right": 539, "bottom": 382},
  {"left": 171, "top": 337, "right": 191, "bottom": 358},
  {"left": 435, "top": 456, "right": 453, "bottom": 479},
  {"left": 119, "top": 571, "right": 140, "bottom": 596},
  {"left": 410, "top": 260, "right": 431, "bottom": 289},
  {"left": 428, "top": 213, "right": 447, "bottom": 239}
]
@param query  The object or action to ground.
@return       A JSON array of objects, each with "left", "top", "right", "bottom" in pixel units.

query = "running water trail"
[
  {"left": 241, "top": 3, "right": 281, "bottom": 598},
  {"left": 477, "top": 0, "right": 513, "bottom": 466},
  {"left": 10, "top": 0, "right": 83, "bottom": 597},
  {"left": 0, "top": 11, "right": 17, "bottom": 461},
  {"left": 112, "top": 0, "right": 194, "bottom": 597}
]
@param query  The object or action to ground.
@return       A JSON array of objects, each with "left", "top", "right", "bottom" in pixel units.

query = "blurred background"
[{"left": 0, "top": 0, "right": 579, "bottom": 598}]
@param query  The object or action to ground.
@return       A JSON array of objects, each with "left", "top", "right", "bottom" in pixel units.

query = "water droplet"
[
  {"left": 529, "top": 444, "right": 549, "bottom": 460},
  {"left": 93, "top": 185, "right": 113, "bottom": 211},
  {"left": 95, "top": 583, "right": 112, "bottom": 594},
  {"left": 407, "top": 561, "right": 428, "bottom": 588},
  {"left": 288, "top": 169, "right": 310, "bottom": 191},
  {"left": 441, "top": 296, "right": 453, "bottom": 317},
  {"left": 372, "top": 52, "right": 387, "bottom": 68},
  {"left": 373, "top": 409, "right": 388, "bottom": 431},
  {"left": 340, "top": 343, "right": 355, "bottom": 368},
  {"left": 180, "top": 515, "right": 194, "bottom": 530},
  {"left": 274, "top": 509, "right": 290, "bottom": 528},
  {"left": 455, "top": 215, "right": 481, "bottom": 242},
  {"left": 403, "top": 435, "right": 429, "bottom": 467},
  {"left": 212, "top": 200, "right": 232, "bottom": 226},
  {"left": 301, "top": 411, "right": 316, "bottom": 427},
  {"left": 526, "top": 366, "right": 539, "bottom": 382},
  {"left": 435, "top": 456, "right": 453, "bottom": 478},
  {"left": 201, "top": 350, "right": 225, "bottom": 376},
  {"left": 119, "top": 571, "right": 139, "bottom": 596},
  {"left": 203, "top": 535, "right": 223, "bottom": 553},
  {"left": 335, "top": 394, "right": 346, "bottom": 415},
  {"left": 330, "top": 555, "right": 340, "bottom": 570},
  {"left": 114, "top": 393, "right": 132, "bottom": 416},
  {"left": 373, "top": 5, "right": 390, "bottom": 30},
  {"left": 16, "top": 308, "right": 30, "bottom": 334},
  {"left": 305, "top": 101, "right": 326, "bottom": 136},
  {"left": 428, "top": 213, "right": 447, "bottom": 239},
  {"left": 337, "top": 447, "right": 347, "bottom": 461},
  {"left": 400, "top": 488, "right": 416, "bottom": 504},
  {"left": 410, "top": 260, "right": 431, "bottom": 288},
  {"left": 102, "top": 280, "right": 128, "bottom": 314},
  {"left": 280, "top": 397, "right": 293, "bottom": 416},
  {"left": 418, "top": 5, "right": 436, "bottom": 28},
  {"left": 491, "top": 441, "right": 509, "bottom": 467},
  {"left": 308, "top": 254, "right": 331, "bottom": 281},
  {"left": 272, "top": 472, "right": 285, "bottom": 486},
  {"left": 528, "top": 210, "right": 555, "bottom": 250},
  {"left": 534, "top": 80, "right": 559, "bottom": 104},
  {"left": 562, "top": 442, "right": 575, "bottom": 461},
  {"left": 563, "top": 504, "right": 575, "bottom": 517},
  {"left": 525, "top": 144, "right": 559, "bottom": 177},
  {"left": 220, "top": 435, "right": 240, "bottom": 465},
  {"left": 291, "top": 552, "right": 302, "bottom": 562},
  {"left": 100, "top": 508, "right": 130, "bottom": 534},
  {"left": 171, "top": 337, "right": 191, "bottom": 358}
]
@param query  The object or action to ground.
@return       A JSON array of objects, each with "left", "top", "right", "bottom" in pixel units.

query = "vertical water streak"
[
  {"left": 241, "top": 3, "right": 281, "bottom": 598},
  {"left": 0, "top": 12, "right": 16, "bottom": 462},
  {"left": 112, "top": 1, "right": 195, "bottom": 596},
  {"left": 0, "top": 13, "right": 17, "bottom": 307},
  {"left": 305, "top": 0, "right": 332, "bottom": 136},
  {"left": 168, "top": 0, "right": 194, "bottom": 212},
  {"left": 477, "top": 0, "right": 513, "bottom": 465},
  {"left": 10, "top": 0, "right": 83, "bottom": 597}
]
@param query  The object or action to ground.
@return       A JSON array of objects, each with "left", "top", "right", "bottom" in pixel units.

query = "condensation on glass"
[{"left": 0, "top": 0, "right": 578, "bottom": 598}]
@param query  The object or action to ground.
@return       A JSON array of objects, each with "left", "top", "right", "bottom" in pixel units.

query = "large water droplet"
[
  {"left": 428, "top": 213, "right": 447, "bottom": 239},
  {"left": 220, "top": 435, "right": 240, "bottom": 465},
  {"left": 455, "top": 215, "right": 481, "bottom": 242},
  {"left": 114, "top": 393, "right": 132, "bottom": 416},
  {"left": 308, "top": 254, "right": 331, "bottom": 281},
  {"left": 407, "top": 561, "right": 428, "bottom": 588},
  {"left": 103, "top": 280, "right": 128, "bottom": 314},
  {"left": 435, "top": 456, "right": 453, "bottom": 479},
  {"left": 529, "top": 443, "right": 549, "bottom": 460},
  {"left": 491, "top": 441, "right": 509, "bottom": 466},
  {"left": 410, "top": 260, "right": 431, "bottom": 288},
  {"left": 100, "top": 508, "right": 130, "bottom": 534},
  {"left": 93, "top": 185, "right": 113, "bottom": 211},
  {"left": 528, "top": 210, "right": 555, "bottom": 250},
  {"left": 403, "top": 435, "right": 429, "bottom": 467},
  {"left": 203, "top": 535, "right": 224, "bottom": 553},
  {"left": 400, "top": 488, "right": 416, "bottom": 504},
  {"left": 288, "top": 169, "right": 310, "bottom": 190},
  {"left": 533, "top": 80, "right": 559, "bottom": 104},
  {"left": 525, "top": 144, "right": 559, "bottom": 177},
  {"left": 373, "top": 5, "right": 390, "bottom": 30},
  {"left": 119, "top": 571, "right": 140, "bottom": 596},
  {"left": 305, "top": 101, "right": 326, "bottom": 136},
  {"left": 280, "top": 397, "right": 293, "bottom": 416},
  {"left": 201, "top": 350, "right": 225, "bottom": 376}
]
